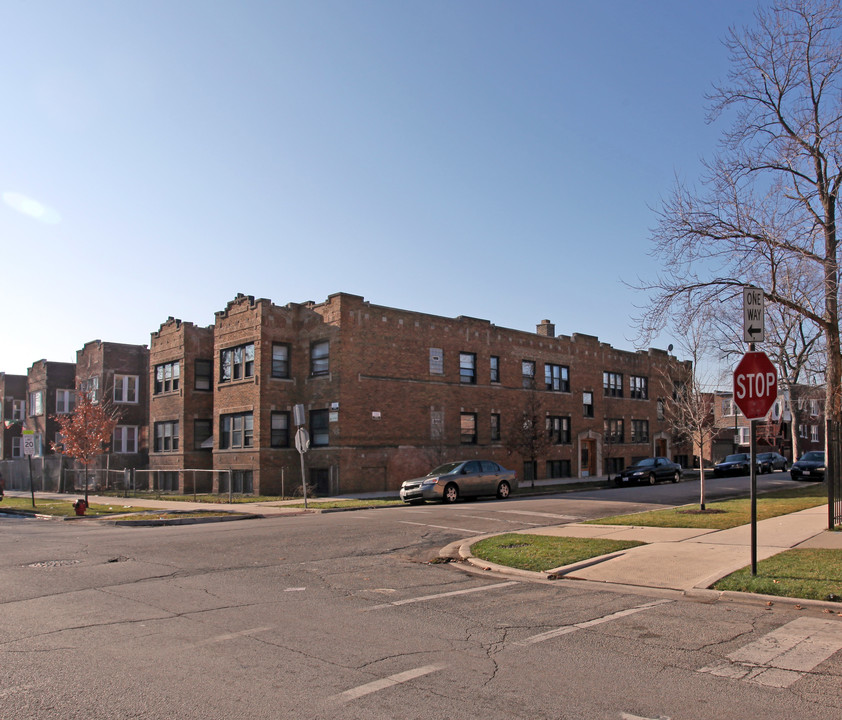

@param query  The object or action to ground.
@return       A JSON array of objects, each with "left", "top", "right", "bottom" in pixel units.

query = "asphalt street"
[{"left": 2, "top": 475, "right": 840, "bottom": 720}]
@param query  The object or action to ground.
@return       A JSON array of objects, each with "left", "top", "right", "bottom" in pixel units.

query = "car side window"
[
  {"left": 464, "top": 461, "right": 481, "bottom": 473},
  {"left": 481, "top": 461, "right": 499, "bottom": 473}
]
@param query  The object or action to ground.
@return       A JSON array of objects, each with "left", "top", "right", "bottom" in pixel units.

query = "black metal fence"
[{"left": 827, "top": 420, "right": 842, "bottom": 528}]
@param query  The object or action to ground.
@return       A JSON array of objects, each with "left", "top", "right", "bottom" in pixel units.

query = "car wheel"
[
  {"left": 672, "top": 471, "right": 680, "bottom": 483},
  {"left": 649, "top": 473, "right": 657, "bottom": 485},
  {"left": 443, "top": 483, "right": 459, "bottom": 503},
  {"left": 496, "top": 481, "right": 511, "bottom": 499}
]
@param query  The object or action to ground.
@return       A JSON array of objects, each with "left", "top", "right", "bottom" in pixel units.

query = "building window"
[
  {"left": 490, "top": 356, "right": 500, "bottom": 383},
  {"left": 491, "top": 413, "right": 501, "bottom": 442},
  {"left": 657, "top": 399, "right": 665, "bottom": 420},
  {"left": 220, "top": 343, "right": 255, "bottom": 382},
  {"left": 547, "top": 460, "right": 572, "bottom": 479},
  {"left": 605, "top": 457, "right": 625, "bottom": 475},
  {"left": 12, "top": 437, "right": 22, "bottom": 457},
  {"left": 721, "top": 397, "right": 734, "bottom": 416},
  {"left": 547, "top": 416, "right": 571, "bottom": 444},
  {"left": 310, "top": 409, "right": 330, "bottom": 446},
  {"left": 603, "top": 372, "right": 623, "bottom": 397},
  {"left": 194, "top": 419, "right": 212, "bottom": 450},
  {"left": 429, "top": 348, "right": 444, "bottom": 375},
  {"left": 522, "top": 360, "right": 536, "bottom": 389},
  {"left": 29, "top": 391, "right": 43, "bottom": 416},
  {"left": 460, "top": 413, "right": 477, "bottom": 444},
  {"left": 114, "top": 375, "right": 139, "bottom": 404},
  {"left": 195, "top": 360, "right": 212, "bottom": 390},
  {"left": 12, "top": 399, "right": 25, "bottom": 421},
  {"left": 112, "top": 426, "right": 138, "bottom": 454},
  {"left": 80, "top": 377, "right": 99, "bottom": 402},
  {"left": 220, "top": 412, "right": 254, "bottom": 449},
  {"left": 154, "top": 421, "right": 180, "bottom": 452},
  {"left": 604, "top": 418, "right": 624, "bottom": 444},
  {"left": 810, "top": 400, "right": 820, "bottom": 416},
  {"left": 311, "top": 340, "right": 330, "bottom": 376},
  {"left": 271, "top": 411, "right": 290, "bottom": 447},
  {"left": 630, "top": 376, "right": 648, "bottom": 400},
  {"left": 460, "top": 352, "right": 477, "bottom": 384},
  {"left": 155, "top": 362, "right": 180, "bottom": 394},
  {"left": 272, "top": 343, "right": 290, "bottom": 378},
  {"left": 630, "top": 419, "right": 649, "bottom": 444},
  {"left": 55, "top": 389, "right": 76, "bottom": 414},
  {"left": 811, "top": 424, "right": 819, "bottom": 442},
  {"left": 583, "top": 391, "right": 594, "bottom": 418},
  {"left": 545, "top": 364, "right": 570, "bottom": 392}
]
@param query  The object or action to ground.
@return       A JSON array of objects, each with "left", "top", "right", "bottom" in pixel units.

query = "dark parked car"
[
  {"left": 756, "top": 452, "right": 788, "bottom": 473},
  {"left": 790, "top": 451, "right": 825, "bottom": 481},
  {"left": 713, "top": 453, "right": 752, "bottom": 477},
  {"left": 399, "top": 460, "right": 518, "bottom": 504},
  {"left": 615, "top": 457, "right": 682, "bottom": 486}
]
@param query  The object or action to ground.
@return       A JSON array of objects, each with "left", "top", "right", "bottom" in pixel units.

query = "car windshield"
[
  {"left": 634, "top": 458, "right": 655, "bottom": 467},
  {"left": 427, "top": 462, "right": 463, "bottom": 476},
  {"left": 723, "top": 454, "right": 748, "bottom": 462},
  {"left": 799, "top": 451, "right": 824, "bottom": 462}
]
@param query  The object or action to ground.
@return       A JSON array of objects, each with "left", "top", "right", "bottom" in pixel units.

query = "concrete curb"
[
  {"left": 111, "top": 512, "right": 263, "bottom": 527},
  {"left": 446, "top": 534, "right": 842, "bottom": 612}
]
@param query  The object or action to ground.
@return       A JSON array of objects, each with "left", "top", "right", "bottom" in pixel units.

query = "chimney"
[{"left": 537, "top": 319, "right": 555, "bottom": 337}]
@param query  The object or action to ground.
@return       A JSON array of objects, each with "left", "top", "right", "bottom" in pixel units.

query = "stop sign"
[{"left": 733, "top": 351, "right": 778, "bottom": 419}]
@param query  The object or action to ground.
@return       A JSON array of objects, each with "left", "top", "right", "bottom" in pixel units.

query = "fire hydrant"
[{"left": 73, "top": 499, "right": 87, "bottom": 516}]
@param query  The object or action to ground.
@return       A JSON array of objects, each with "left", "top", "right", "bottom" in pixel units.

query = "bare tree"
[
  {"left": 638, "top": 0, "right": 842, "bottom": 423},
  {"left": 504, "top": 387, "right": 550, "bottom": 487}
]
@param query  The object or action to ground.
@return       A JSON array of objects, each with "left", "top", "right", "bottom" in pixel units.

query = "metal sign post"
[{"left": 292, "top": 404, "right": 309, "bottom": 509}]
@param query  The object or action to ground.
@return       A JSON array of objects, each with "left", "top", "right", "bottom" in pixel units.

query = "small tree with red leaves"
[{"left": 52, "top": 390, "right": 119, "bottom": 504}]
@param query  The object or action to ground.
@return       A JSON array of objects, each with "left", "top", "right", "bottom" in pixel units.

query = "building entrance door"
[
  {"left": 581, "top": 439, "right": 596, "bottom": 477},
  {"left": 656, "top": 438, "right": 667, "bottom": 457}
]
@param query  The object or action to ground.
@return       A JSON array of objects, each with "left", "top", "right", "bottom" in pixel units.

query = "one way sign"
[{"left": 743, "top": 286, "right": 765, "bottom": 344}]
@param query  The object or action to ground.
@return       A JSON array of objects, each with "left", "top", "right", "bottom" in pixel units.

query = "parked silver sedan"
[{"left": 399, "top": 460, "right": 518, "bottom": 504}]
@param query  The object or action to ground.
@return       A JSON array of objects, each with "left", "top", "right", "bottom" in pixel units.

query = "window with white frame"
[
  {"left": 310, "top": 340, "right": 329, "bottom": 376},
  {"left": 113, "top": 375, "right": 139, "bottom": 404},
  {"left": 459, "top": 352, "right": 477, "bottom": 384},
  {"left": 811, "top": 425, "right": 819, "bottom": 442},
  {"left": 112, "top": 426, "right": 138, "bottom": 453},
  {"left": 12, "top": 437, "right": 22, "bottom": 457},
  {"left": 721, "top": 397, "right": 734, "bottom": 416},
  {"left": 80, "top": 376, "right": 99, "bottom": 402},
  {"left": 154, "top": 421, "right": 180, "bottom": 452},
  {"left": 522, "top": 360, "right": 536, "bottom": 389},
  {"left": 29, "top": 391, "right": 43, "bottom": 416},
  {"left": 56, "top": 389, "right": 76, "bottom": 414},
  {"left": 810, "top": 400, "right": 820, "bottom": 416},
  {"left": 799, "top": 423, "right": 808, "bottom": 439},
  {"left": 12, "top": 399, "right": 25, "bottom": 421},
  {"left": 272, "top": 343, "right": 290, "bottom": 379}
]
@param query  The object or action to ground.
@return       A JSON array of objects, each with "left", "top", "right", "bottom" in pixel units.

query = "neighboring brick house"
[
  {"left": 25, "top": 360, "right": 77, "bottom": 455},
  {"left": 75, "top": 340, "right": 150, "bottom": 474},
  {"left": 148, "top": 318, "right": 214, "bottom": 492},
  {"left": 709, "top": 384, "right": 825, "bottom": 464},
  {"left": 144, "top": 292, "right": 687, "bottom": 496},
  {"left": 0, "top": 373, "right": 27, "bottom": 459}
]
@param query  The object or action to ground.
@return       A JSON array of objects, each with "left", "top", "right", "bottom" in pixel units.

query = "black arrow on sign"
[{"left": 747, "top": 325, "right": 762, "bottom": 338}]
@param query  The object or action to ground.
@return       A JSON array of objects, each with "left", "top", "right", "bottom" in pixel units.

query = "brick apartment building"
[
  {"left": 0, "top": 372, "right": 26, "bottom": 459},
  {"left": 148, "top": 318, "right": 215, "bottom": 491},
  {"left": 147, "top": 293, "right": 690, "bottom": 496},
  {"left": 25, "top": 359, "right": 77, "bottom": 457},
  {"left": 75, "top": 340, "right": 150, "bottom": 474}
]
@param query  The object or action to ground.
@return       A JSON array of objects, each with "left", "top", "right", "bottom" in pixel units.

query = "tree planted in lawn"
[{"left": 52, "top": 390, "right": 119, "bottom": 504}]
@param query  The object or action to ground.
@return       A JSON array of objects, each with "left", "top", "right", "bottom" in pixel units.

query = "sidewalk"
[{"left": 457, "top": 504, "right": 839, "bottom": 596}]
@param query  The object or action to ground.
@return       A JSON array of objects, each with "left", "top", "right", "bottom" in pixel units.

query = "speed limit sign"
[{"left": 22, "top": 433, "right": 36, "bottom": 456}]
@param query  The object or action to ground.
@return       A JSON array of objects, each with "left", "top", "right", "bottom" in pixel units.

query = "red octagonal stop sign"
[{"left": 733, "top": 351, "right": 778, "bottom": 419}]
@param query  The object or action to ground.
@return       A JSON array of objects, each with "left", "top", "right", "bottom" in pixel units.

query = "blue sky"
[{"left": 0, "top": 0, "right": 763, "bottom": 376}]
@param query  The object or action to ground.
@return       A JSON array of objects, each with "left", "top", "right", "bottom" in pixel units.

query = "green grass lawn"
[
  {"left": 588, "top": 483, "right": 828, "bottom": 530},
  {"left": 471, "top": 533, "right": 644, "bottom": 573},
  {"left": 0, "top": 496, "right": 151, "bottom": 517},
  {"left": 281, "top": 498, "right": 404, "bottom": 509},
  {"left": 714, "top": 549, "right": 842, "bottom": 603}
]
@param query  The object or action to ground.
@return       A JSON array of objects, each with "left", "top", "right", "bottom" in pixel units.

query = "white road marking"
[
  {"left": 332, "top": 663, "right": 447, "bottom": 702},
  {"left": 284, "top": 587, "right": 306, "bottom": 592},
  {"left": 517, "top": 600, "right": 673, "bottom": 646},
  {"left": 498, "top": 510, "right": 581, "bottom": 521},
  {"left": 195, "top": 626, "right": 275, "bottom": 646},
  {"left": 455, "top": 514, "right": 544, "bottom": 525},
  {"left": 365, "top": 581, "right": 519, "bottom": 611},
  {"left": 398, "top": 520, "right": 485, "bottom": 534},
  {"left": 620, "top": 713, "right": 671, "bottom": 720},
  {"left": 698, "top": 616, "right": 842, "bottom": 688}
]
